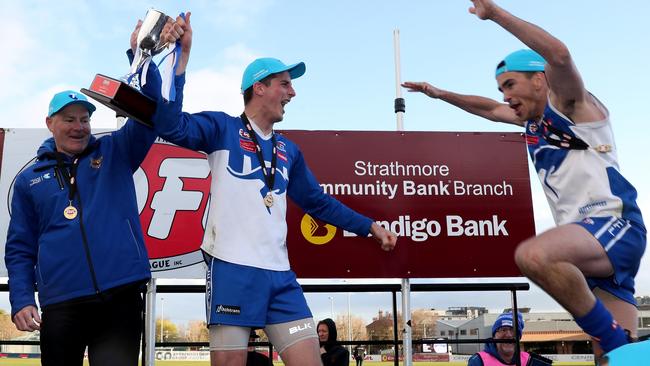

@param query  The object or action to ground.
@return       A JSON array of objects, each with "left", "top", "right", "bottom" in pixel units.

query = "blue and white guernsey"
[
  {"left": 151, "top": 74, "right": 372, "bottom": 271},
  {"left": 525, "top": 99, "right": 643, "bottom": 226}
]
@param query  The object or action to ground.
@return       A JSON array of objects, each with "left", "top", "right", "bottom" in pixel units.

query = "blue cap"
[
  {"left": 492, "top": 312, "right": 524, "bottom": 338},
  {"left": 241, "top": 58, "right": 306, "bottom": 92},
  {"left": 48, "top": 90, "right": 96, "bottom": 117},
  {"left": 495, "top": 49, "right": 546, "bottom": 77}
]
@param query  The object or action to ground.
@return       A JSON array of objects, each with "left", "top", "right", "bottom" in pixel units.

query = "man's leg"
[
  {"left": 208, "top": 325, "right": 250, "bottom": 366},
  {"left": 278, "top": 337, "right": 321, "bottom": 366},
  {"left": 210, "top": 350, "right": 247, "bottom": 366},
  {"left": 203, "top": 257, "right": 271, "bottom": 366},
  {"left": 265, "top": 319, "right": 321, "bottom": 366},
  {"left": 40, "top": 303, "right": 87, "bottom": 366},
  {"left": 514, "top": 223, "right": 630, "bottom": 353},
  {"left": 591, "top": 288, "right": 638, "bottom": 356},
  {"left": 87, "top": 288, "right": 144, "bottom": 366}
]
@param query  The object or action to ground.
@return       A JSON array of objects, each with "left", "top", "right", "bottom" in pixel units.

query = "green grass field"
[{"left": 0, "top": 360, "right": 595, "bottom": 366}]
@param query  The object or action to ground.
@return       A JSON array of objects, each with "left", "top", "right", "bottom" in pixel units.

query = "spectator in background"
[
  {"left": 354, "top": 345, "right": 366, "bottom": 366},
  {"left": 318, "top": 318, "right": 349, "bottom": 366},
  {"left": 467, "top": 313, "right": 528, "bottom": 366}
]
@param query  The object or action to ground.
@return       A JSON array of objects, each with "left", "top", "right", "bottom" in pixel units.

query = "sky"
[{"left": 1, "top": 0, "right": 650, "bottom": 329}]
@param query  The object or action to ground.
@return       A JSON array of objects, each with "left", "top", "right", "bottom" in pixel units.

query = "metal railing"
[{"left": 1, "top": 281, "right": 529, "bottom": 365}]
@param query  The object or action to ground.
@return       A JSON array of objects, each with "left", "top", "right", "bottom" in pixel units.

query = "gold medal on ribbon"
[
  {"left": 64, "top": 205, "right": 78, "bottom": 220},
  {"left": 264, "top": 192, "right": 274, "bottom": 208},
  {"left": 594, "top": 144, "right": 613, "bottom": 153}
]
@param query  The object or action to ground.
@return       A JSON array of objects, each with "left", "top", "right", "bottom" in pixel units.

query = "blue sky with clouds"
[{"left": 2, "top": 1, "right": 649, "bottom": 326}]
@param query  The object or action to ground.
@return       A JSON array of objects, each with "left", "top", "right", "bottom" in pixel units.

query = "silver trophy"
[
  {"left": 82, "top": 8, "right": 173, "bottom": 127},
  {"left": 126, "top": 9, "right": 172, "bottom": 89}
]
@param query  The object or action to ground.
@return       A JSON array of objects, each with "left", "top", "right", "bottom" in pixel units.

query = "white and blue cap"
[
  {"left": 492, "top": 312, "right": 525, "bottom": 338},
  {"left": 241, "top": 57, "right": 306, "bottom": 93},
  {"left": 495, "top": 49, "right": 546, "bottom": 78},
  {"left": 48, "top": 90, "right": 96, "bottom": 117}
]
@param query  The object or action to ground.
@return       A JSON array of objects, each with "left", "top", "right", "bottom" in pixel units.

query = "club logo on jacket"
[{"left": 90, "top": 156, "right": 103, "bottom": 169}]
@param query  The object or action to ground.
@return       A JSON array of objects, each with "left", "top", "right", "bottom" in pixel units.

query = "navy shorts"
[
  {"left": 576, "top": 216, "right": 647, "bottom": 305},
  {"left": 204, "top": 255, "right": 312, "bottom": 327}
]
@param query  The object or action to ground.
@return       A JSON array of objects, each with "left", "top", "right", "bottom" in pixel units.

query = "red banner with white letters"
[
  {"left": 1, "top": 130, "right": 534, "bottom": 279},
  {"left": 282, "top": 131, "right": 534, "bottom": 278}
]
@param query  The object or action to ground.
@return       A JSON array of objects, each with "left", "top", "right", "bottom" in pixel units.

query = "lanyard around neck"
[
  {"left": 240, "top": 113, "right": 277, "bottom": 192},
  {"left": 55, "top": 153, "right": 80, "bottom": 201}
]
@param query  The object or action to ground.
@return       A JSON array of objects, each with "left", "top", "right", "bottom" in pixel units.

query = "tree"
[
  {"left": 156, "top": 318, "right": 180, "bottom": 342},
  {"left": 411, "top": 309, "right": 438, "bottom": 352},
  {"left": 0, "top": 309, "right": 25, "bottom": 340},
  {"left": 177, "top": 320, "right": 210, "bottom": 344},
  {"left": 335, "top": 314, "right": 367, "bottom": 342}
]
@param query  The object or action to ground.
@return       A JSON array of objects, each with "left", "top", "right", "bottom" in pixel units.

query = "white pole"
[
  {"left": 395, "top": 27, "right": 411, "bottom": 366},
  {"left": 347, "top": 292, "right": 352, "bottom": 354},
  {"left": 144, "top": 278, "right": 157, "bottom": 366},
  {"left": 160, "top": 297, "right": 164, "bottom": 343},
  {"left": 328, "top": 296, "right": 334, "bottom": 318},
  {"left": 393, "top": 29, "right": 405, "bottom": 131},
  {"left": 402, "top": 278, "right": 412, "bottom": 366}
]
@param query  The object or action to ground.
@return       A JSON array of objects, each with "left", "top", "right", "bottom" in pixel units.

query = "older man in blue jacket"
[{"left": 5, "top": 82, "right": 158, "bottom": 365}]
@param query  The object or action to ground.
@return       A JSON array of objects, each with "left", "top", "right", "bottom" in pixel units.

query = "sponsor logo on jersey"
[
  {"left": 29, "top": 173, "right": 52, "bottom": 187},
  {"left": 215, "top": 304, "right": 241, "bottom": 315},
  {"left": 239, "top": 128, "right": 251, "bottom": 140},
  {"left": 525, "top": 135, "right": 539, "bottom": 145},
  {"left": 289, "top": 322, "right": 312, "bottom": 335},
  {"left": 528, "top": 122, "right": 538, "bottom": 134},
  {"left": 240, "top": 139, "right": 256, "bottom": 153},
  {"left": 276, "top": 140, "right": 286, "bottom": 152}
]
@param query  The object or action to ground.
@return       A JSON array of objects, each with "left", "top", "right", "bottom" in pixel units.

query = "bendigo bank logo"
[{"left": 300, "top": 214, "right": 336, "bottom": 245}]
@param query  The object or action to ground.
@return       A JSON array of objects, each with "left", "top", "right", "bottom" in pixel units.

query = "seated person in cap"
[
  {"left": 318, "top": 318, "right": 350, "bottom": 366},
  {"left": 146, "top": 12, "right": 397, "bottom": 366},
  {"left": 467, "top": 313, "right": 528, "bottom": 366},
  {"left": 247, "top": 329, "right": 271, "bottom": 366}
]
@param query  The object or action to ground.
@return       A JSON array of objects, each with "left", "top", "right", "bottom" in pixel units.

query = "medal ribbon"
[
  {"left": 540, "top": 118, "right": 589, "bottom": 150},
  {"left": 55, "top": 153, "right": 80, "bottom": 203},
  {"left": 240, "top": 113, "right": 277, "bottom": 194}
]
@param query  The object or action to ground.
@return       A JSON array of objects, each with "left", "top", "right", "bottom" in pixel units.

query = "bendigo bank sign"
[
  {"left": 283, "top": 131, "right": 534, "bottom": 278},
  {"left": 3, "top": 130, "right": 534, "bottom": 279}
]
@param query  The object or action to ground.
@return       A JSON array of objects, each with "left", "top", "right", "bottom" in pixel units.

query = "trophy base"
[{"left": 81, "top": 74, "right": 156, "bottom": 128}]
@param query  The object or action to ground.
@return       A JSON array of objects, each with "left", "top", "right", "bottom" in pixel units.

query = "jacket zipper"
[
  {"left": 54, "top": 167, "right": 65, "bottom": 190},
  {"left": 75, "top": 188, "right": 100, "bottom": 295}
]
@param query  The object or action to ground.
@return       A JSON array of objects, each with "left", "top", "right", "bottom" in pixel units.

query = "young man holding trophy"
[{"left": 148, "top": 13, "right": 397, "bottom": 366}]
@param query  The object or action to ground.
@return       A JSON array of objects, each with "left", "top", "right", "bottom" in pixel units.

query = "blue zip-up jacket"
[{"left": 5, "top": 120, "right": 157, "bottom": 317}]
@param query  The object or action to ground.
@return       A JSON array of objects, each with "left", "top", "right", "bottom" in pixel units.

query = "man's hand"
[
  {"left": 370, "top": 223, "right": 397, "bottom": 251},
  {"left": 162, "top": 12, "right": 193, "bottom": 75},
  {"left": 130, "top": 19, "right": 143, "bottom": 54},
  {"left": 402, "top": 81, "right": 442, "bottom": 99},
  {"left": 469, "top": 0, "right": 500, "bottom": 20},
  {"left": 12, "top": 305, "right": 41, "bottom": 332}
]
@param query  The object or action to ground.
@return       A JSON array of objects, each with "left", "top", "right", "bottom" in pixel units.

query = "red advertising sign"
[
  {"left": 282, "top": 131, "right": 534, "bottom": 278},
  {"left": 2, "top": 130, "right": 533, "bottom": 279}
]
